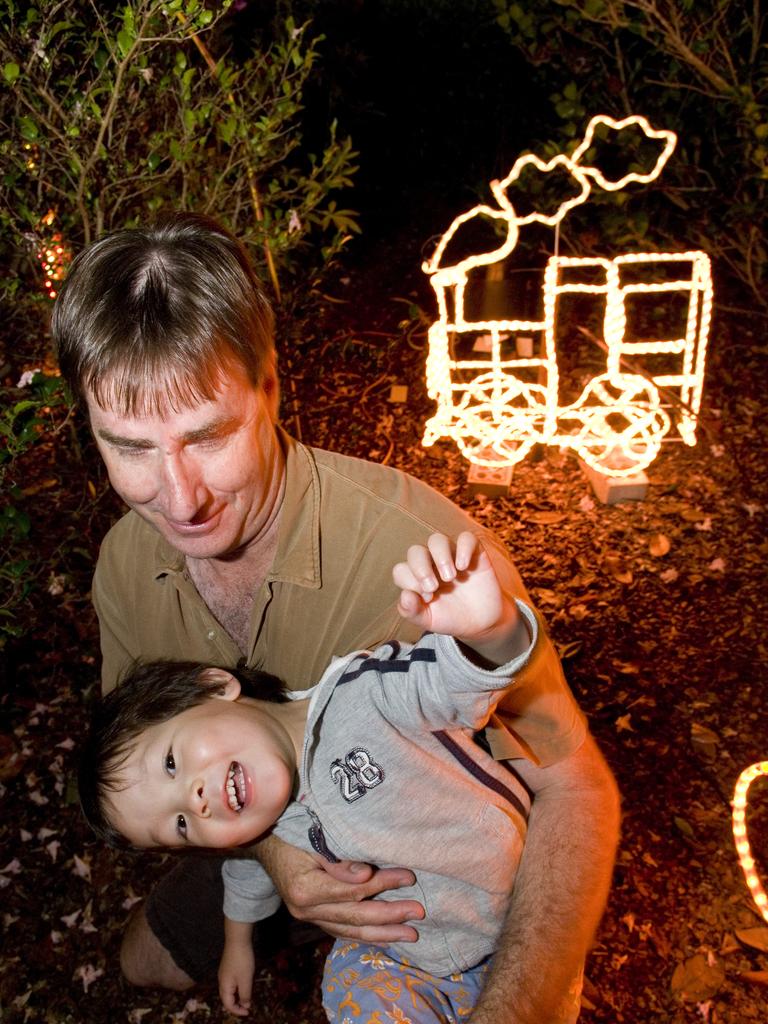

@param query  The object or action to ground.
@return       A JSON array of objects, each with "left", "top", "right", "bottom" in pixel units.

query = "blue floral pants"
[
  {"left": 322, "top": 941, "right": 490, "bottom": 1023},
  {"left": 322, "top": 940, "right": 583, "bottom": 1023}
]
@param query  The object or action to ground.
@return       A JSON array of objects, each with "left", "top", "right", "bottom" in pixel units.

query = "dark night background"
[{"left": 1, "top": 2, "right": 767, "bottom": 1023}]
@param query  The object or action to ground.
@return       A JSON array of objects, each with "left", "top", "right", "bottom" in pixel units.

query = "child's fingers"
[
  {"left": 219, "top": 984, "right": 245, "bottom": 1016},
  {"left": 405, "top": 542, "right": 441, "bottom": 593},
  {"left": 392, "top": 560, "right": 424, "bottom": 595},
  {"left": 397, "top": 587, "right": 428, "bottom": 620},
  {"left": 393, "top": 553, "right": 436, "bottom": 601},
  {"left": 454, "top": 531, "right": 481, "bottom": 572},
  {"left": 426, "top": 533, "right": 458, "bottom": 581}
]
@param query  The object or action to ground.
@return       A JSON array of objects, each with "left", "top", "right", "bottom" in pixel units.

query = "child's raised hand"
[
  {"left": 393, "top": 532, "right": 504, "bottom": 640},
  {"left": 393, "top": 532, "right": 528, "bottom": 665}
]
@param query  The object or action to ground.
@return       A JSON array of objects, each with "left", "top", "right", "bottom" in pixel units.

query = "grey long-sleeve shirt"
[{"left": 224, "top": 602, "right": 538, "bottom": 977}]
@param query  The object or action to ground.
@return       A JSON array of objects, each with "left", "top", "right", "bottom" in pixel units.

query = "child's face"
[{"left": 105, "top": 680, "right": 297, "bottom": 848}]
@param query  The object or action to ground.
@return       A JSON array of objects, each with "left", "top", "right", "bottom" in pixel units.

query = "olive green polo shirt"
[{"left": 92, "top": 431, "right": 585, "bottom": 766}]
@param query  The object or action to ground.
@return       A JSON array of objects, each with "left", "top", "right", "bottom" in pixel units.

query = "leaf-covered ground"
[{"left": 1, "top": 235, "right": 767, "bottom": 1024}]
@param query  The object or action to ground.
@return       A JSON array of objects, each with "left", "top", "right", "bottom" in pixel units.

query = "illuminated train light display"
[{"left": 422, "top": 115, "right": 713, "bottom": 478}]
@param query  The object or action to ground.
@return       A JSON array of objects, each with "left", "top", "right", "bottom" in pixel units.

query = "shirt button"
[{"left": 207, "top": 630, "right": 216, "bottom": 641}]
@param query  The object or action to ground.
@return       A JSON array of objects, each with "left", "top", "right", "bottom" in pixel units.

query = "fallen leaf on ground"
[
  {"left": 72, "top": 854, "right": 92, "bottom": 881},
  {"left": 649, "top": 533, "right": 671, "bottom": 556},
  {"left": 74, "top": 963, "right": 103, "bottom": 993},
  {"left": 526, "top": 511, "right": 566, "bottom": 525},
  {"left": 720, "top": 933, "right": 741, "bottom": 955},
  {"left": 0, "top": 736, "right": 23, "bottom": 780},
  {"left": 736, "top": 927, "right": 768, "bottom": 952},
  {"left": 557, "top": 640, "right": 583, "bottom": 660},
  {"left": 690, "top": 723, "right": 719, "bottom": 758},
  {"left": 670, "top": 954, "right": 725, "bottom": 1002},
  {"left": 20, "top": 477, "right": 59, "bottom": 496},
  {"left": 674, "top": 816, "right": 695, "bottom": 839},
  {"left": 738, "top": 970, "right": 768, "bottom": 985}
]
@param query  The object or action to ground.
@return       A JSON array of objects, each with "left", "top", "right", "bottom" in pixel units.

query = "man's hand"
[
  {"left": 254, "top": 834, "right": 424, "bottom": 942},
  {"left": 392, "top": 532, "right": 528, "bottom": 666}
]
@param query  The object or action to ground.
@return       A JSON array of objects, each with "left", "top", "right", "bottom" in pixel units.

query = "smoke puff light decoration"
[{"left": 422, "top": 115, "right": 713, "bottom": 477}]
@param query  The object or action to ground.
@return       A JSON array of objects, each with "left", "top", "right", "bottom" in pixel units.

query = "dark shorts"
[{"left": 144, "top": 854, "right": 321, "bottom": 982}]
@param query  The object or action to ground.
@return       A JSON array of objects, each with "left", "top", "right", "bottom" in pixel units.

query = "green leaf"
[
  {"left": 117, "top": 28, "right": 133, "bottom": 58},
  {"left": 47, "top": 20, "right": 74, "bottom": 45},
  {"left": 3, "top": 62, "right": 20, "bottom": 85},
  {"left": 218, "top": 115, "right": 237, "bottom": 145},
  {"left": 12, "top": 400, "right": 36, "bottom": 417},
  {"left": 18, "top": 116, "right": 38, "bottom": 141}
]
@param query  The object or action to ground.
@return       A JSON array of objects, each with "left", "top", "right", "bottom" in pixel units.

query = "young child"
[{"left": 79, "top": 532, "right": 542, "bottom": 1022}]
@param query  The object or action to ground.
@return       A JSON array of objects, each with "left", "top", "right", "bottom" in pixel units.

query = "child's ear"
[{"left": 198, "top": 668, "right": 241, "bottom": 702}]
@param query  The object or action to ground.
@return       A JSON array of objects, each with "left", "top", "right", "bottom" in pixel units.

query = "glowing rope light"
[
  {"left": 422, "top": 115, "right": 713, "bottom": 477},
  {"left": 732, "top": 762, "right": 768, "bottom": 924},
  {"left": 570, "top": 114, "right": 677, "bottom": 192},
  {"left": 35, "top": 209, "right": 72, "bottom": 301}
]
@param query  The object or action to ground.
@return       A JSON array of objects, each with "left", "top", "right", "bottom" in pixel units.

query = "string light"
[
  {"left": 422, "top": 115, "right": 713, "bottom": 477},
  {"left": 35, "top": 209, "right": 72, "bottom": 301},
  {"left": 732, "top": 762, "right": 768, "bottom": 924},
  {"left": 23, "top": 142, "right": 38, "bottom": 171}
]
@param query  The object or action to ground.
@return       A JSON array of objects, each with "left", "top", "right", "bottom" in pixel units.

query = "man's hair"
[
  {"left": 52, "top": 212, "right": 275, "bottom": 416},
  {"left": 78, "top": 659, "right": 287, "bottom": 848}
]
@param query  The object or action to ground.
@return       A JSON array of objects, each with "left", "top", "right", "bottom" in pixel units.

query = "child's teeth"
[{"left": 226, "top": 763, "right": 243, "bottom": 811}]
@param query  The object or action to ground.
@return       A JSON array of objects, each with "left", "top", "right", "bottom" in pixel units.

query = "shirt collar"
[{"left": 268, "top": 427, "right": 321, "bottom": 588}]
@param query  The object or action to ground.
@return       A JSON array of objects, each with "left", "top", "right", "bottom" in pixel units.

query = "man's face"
[
  {"left": 106, "top": 679, "right": 297, "bottom": 848},
  {"left": 86, "top": 363, "right": 283, "bottom": 561}
]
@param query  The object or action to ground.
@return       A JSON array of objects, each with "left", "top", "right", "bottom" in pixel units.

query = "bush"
[
  {"left": 0, "top": 0, "right": 359, "bottom": 304},
  {"left": 0, "top": 370, "right": 73, "bottom": 647}
]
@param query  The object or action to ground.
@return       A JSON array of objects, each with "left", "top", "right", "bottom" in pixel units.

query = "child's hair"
[{"left": 78, "top": 659, "right": 286, "bottom": 848}]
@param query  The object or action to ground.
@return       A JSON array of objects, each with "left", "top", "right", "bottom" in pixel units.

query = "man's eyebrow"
[
  {"left": 96, "top": 417, "right": 239, "bottom": 449},
  {"left": 180, "top": 416, "right": 239, "bottom": 444},
  {"left": 95, "top": 427, "right": 153, "bottom": 449}
]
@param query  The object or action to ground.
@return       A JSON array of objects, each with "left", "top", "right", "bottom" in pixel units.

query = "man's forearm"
[{"left": 472, "top": 737, "right": 620, "bottom": 1024}]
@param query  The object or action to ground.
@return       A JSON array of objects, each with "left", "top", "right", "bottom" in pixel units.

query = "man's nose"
[
  {"left": 161, "top": 452, "right": 204, "bottom": 521},
  {"left": 190, "top": 778, "right": 211, "bottom": 819}
]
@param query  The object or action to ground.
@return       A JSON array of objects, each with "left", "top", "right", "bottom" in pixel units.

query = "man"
[{"left": 54, "top": 213, "right": 619, "bottom": 1023}]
